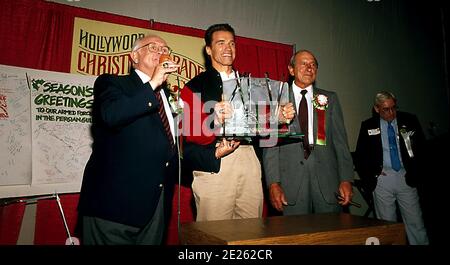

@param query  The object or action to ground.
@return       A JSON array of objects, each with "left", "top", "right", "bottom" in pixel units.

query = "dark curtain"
[{"left": 0, "top": 0, "right": 72, "bottom": 71}]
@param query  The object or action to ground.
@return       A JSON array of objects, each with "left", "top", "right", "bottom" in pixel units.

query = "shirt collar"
[
  {"left": 381, "top": 118, "right": 397, "bottom": 127},
  {"left": 292, "top": 83, "right": 313, "bottom": 96},
  {"left": 219, "top": 70, "right": 236, "bottom": 82},
  {"left": 134, "top": 69, "right": 151, "bottom": 84}
]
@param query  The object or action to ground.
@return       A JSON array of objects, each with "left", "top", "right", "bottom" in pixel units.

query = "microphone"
[{"left": 334, "top": 192, "right": 361, "bottom": 208}]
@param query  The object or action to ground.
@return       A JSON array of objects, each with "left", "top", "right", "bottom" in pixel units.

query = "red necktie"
[
  {"left": 154, "top": 89, "right": 175, "bottom": 148},
  {"left": 298, "top": 90, "right": 310, "bottom": 159}
]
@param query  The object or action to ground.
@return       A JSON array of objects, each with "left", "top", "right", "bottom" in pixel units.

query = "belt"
[{"left": 220, "top": 137, "right": 253, "bottom": 145}]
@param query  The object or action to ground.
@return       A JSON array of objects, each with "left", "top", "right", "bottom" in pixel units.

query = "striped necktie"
[{"left": 154, "top": 89, "right": 175, "bottom": 149}]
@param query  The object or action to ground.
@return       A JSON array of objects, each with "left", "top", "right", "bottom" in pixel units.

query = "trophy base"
[{"left": 218, "top": 130, "right": 304, "bottom": 142}]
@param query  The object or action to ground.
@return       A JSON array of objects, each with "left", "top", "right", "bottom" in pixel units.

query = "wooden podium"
[{"left": 181, "top": 213, "right": 406, "bottom": 245}]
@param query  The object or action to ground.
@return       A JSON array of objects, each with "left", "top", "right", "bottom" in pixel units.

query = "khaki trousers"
[{"left": 192, "top": 145, "right": 263, "bottom": 221}]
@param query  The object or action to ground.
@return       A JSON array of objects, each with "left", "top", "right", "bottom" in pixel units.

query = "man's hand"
[
  {"left": 215, "top": 138, "right": 240, "bottom": 159},
  {"left": 149, "top": 60, "right": 179, "bottom": 89},
  {"left": 269, "top": 182, "right": 288, "bottom": 211},
  {"left": 337, "top": 181, "right": 353, "bottom": 206},
  {"left": 278, "top": 102, "right": 295, "bottom": 124},
  {"left": 214, "top": 101, "right": 233, "bottom": 125}
]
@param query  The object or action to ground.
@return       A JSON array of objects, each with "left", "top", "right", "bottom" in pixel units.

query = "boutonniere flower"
[
  {"left": 399, "top": 126, "right": 415, "bottom": 158},
  {"left": 312, "top": 94, "right": 328, "bottom": 110},
  {"left": 168, "top": 85, "right": 184, "bottom": 115}
]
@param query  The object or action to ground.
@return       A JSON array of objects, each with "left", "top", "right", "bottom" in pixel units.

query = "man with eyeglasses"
[
  {"left": 354, "top": 91, "right": 429, "bottom": 245},
  {"left": 78, "top": 34, "right": 180, "bottom": 245}
]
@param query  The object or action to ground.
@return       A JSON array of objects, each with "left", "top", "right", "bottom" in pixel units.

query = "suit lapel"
[
  {"left": 372, "top": 117, "right": 383, "bottom": 164},
  {"left": 396, "top": 114, "right": 408, "bottom": 161},
  {"left": 141, "top": 79, "right": 169, "bottom": 138},
  {"left": 129, "top": 69, "right": 147, "bottom": 91}
]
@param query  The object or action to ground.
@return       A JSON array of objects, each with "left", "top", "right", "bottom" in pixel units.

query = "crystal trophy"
[{"left": 220, "top": 74, "right": 300, "bottom": 140}]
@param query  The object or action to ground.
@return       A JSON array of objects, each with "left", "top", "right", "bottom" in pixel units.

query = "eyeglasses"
[
  {"left": 136, "top": 42, "right": 172, "bottom": 55},
  {"left": 379, "top": 106, "right": 398, "bottom": 113}
]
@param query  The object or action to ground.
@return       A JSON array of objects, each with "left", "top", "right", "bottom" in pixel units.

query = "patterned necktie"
[
  {"left": 298, "top": 90, "right": 310, "bottom": 159},
  {"left": 388, "top": 122, "right": 401, "bottom": 171},
  {"left": 154, "top": 89, "right": 175, "bottom": 149}
]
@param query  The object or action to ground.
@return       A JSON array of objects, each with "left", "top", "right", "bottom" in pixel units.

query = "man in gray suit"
[{"left": 263, "top": 50, "right": 354, "bottom": 215}]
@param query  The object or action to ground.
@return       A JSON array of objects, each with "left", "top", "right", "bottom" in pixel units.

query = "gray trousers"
[
  {"left": 373, "top": 174, "right": 429, "bottom": 245},
  {"left": 283, "top": 154, "right": 341, "bottom": 215},
  {"left": 82, "top": 190, "right": 165, "bottom": 245}
]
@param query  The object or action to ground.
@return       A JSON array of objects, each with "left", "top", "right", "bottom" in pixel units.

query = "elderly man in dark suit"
[
  {"left": 263, "top": 50, "right": 354, "bottom": 215},
  {"left": 354, "top": 91, "right": 429, "bottom": 245},
  {"left": 78, "top": 34, "right": 180, "bottom": 245}
]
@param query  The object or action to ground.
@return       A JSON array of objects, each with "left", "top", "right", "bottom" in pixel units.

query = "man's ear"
[
  {"left": 374, "top": 105, "right": 380, "bottom": 114},
  {"left": 205, "top": 46, "right": 212, "bottom": 56},
  {"left": 131, "top": 51, "right": 139, "bottom": 64},
  {"left": 288, "top": 65, "right": 295, "bottom": 77}
]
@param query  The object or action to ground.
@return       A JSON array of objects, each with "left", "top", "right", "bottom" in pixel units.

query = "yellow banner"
[{"left": 71, "top": 17, "right": 205, "bottom": 88}]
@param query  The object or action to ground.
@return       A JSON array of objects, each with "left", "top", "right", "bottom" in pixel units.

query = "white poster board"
[{"left": 0, "top": 64, "right": 95, "bottom": 198}]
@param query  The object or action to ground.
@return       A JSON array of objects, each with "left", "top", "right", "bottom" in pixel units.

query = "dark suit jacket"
[
  {"left": 354, "top": 111, "right": 426, "bottom": 192},
  {"left": 263, "top": 86, "right": 354, "bottom": 205},
  {"left": 78, "top": 70, "right": 178, "bottom": 228}
]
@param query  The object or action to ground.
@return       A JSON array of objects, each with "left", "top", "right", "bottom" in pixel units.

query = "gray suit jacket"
[{"left": 262, "top": 85, "right": 354, "bottom": 204}]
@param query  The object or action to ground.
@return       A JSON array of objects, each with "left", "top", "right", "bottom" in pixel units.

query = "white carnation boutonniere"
[
  {"left": 399, "top": 127, "right": 415, "bottom": 158},
  {"left": 312, "top": 94, "right": 329, "bottom": 110},
  {"left": 168, "top": 85, "right": 184, "bottom": 115},
  {"left": 169, "top": 95, "right": 184, "bottom": 115}
]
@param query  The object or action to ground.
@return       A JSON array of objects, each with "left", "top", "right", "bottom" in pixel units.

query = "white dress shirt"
[{"left": 292, "top": 83, "right": 314, "bottom": 145}]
